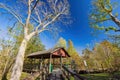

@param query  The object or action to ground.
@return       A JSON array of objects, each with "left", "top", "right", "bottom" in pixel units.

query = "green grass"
[
  {"left": 81, "top": 73, "right": 110, "bottom": 80},
  {"left": 20, "top": 72, "right": 30, "bottom": 80},
  {"left": 0, "top": 72, "right": 30, "bottom": 80},
  {"left": 70, "top": 76, "right": 75, "bottom": 80}
]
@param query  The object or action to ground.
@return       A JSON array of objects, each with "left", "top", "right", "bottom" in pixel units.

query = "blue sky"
[
  {"left": 0, "top": 0, "right": 120, "bottom": 54},
  {"left": 39, "top": 0, "right": 108, "bottom": 53}
]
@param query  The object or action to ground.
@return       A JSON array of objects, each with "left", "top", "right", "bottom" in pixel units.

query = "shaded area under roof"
[{"left": 27, "top": 47, "right": 70, "bottom": 59}]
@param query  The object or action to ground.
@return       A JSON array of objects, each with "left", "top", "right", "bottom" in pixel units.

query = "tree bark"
[
  {"left": 10, "top": 39, "right": 28, "bottom": 80},
  {"left": 109, "top": 13, "right": 120, "bottom": 27}
]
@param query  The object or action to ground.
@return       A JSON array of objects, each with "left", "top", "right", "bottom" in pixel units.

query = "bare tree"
[{"left": 0, "top": 0, "right": 70, "bottom": 80}]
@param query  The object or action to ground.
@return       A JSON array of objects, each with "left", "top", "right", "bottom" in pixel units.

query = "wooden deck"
[
  {"left": 23, "top": 67, "right": 87, "bottom": 80},
  {"left": 46, "top": 66, "right": 87, "bottom": 80},
  {"left": 46, "top": 69, "right": 65, "bottom": 80}
]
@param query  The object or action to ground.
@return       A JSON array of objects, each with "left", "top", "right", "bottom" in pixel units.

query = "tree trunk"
[
  {"left": 10, "top": 39, "right": 28, "bottom": 80},
  {"left": 2, "top": 59, "right": 14, "bottom": 80},
  {"left": 2, "top": 56, "right": 11, "bottom": 80},
  {"left": 2, "top": 74, "right": 7, "bottom": 80}
]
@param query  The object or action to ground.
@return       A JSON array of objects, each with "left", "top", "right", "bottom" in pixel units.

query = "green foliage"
[
  {"left": 67, "top": 40, "right": 82, "bottom": 69},
  {"left": 67, "top": 40, "right": 77, "bottom": 55},
  {"left": 82, "top": 48, "right": 95, "bottom": 69},
  {"left": 90, "top": 0, "right": 119, "bottom": 32},
  {"left": 12, "top": 25, "right": 46, "bottom": 71},
  {"left": 70, "top": 76, "right": 75, "bottom": 80},
  {"left": 54, "top": 39, "right": 83, "bottom": 69},
  {"left": 0, "top": 23, "right": 45, "bottom": 80},
  {"left": 25, "top": 36, "right": 45, "bottom": 55},
  {"left": 109, "top": 35, "right": 120, "bottom": 47},
  {"left": 9, "top": 23, "right": 45, "bottom": 56},
  {"left": 23, "top": 35, "right": 45, "bottom": 71},
  {"left": 82, "top": 40, "right": 120, "bottom": 72},
  {"left": 20, "top": 72, "right": 30, "bottom": 80},
  {"left": 55, "top": 37, "right": 67, "bottom": 49},
  {"left": 0, "top": 33, "right": 15, "bottom": 80}
]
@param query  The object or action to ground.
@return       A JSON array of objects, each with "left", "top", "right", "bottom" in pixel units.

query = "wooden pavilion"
[
  {"left": 23, "top": 47, "right": 87, "bottom": 80},
  {"left": 26, "top": 47, "right": 70, "bottom": 74}
]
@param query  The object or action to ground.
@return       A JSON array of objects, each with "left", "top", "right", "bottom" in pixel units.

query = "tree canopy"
[{"left": 90, "top": 0, "right": 120, "bottom": 32}]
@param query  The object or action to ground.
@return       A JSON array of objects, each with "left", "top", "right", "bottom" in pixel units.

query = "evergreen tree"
[
  {"left": 67, "top": 40, "right": 82, "bottom": 70},
  {"left": 67, "top": 40, "right": 77, "bottom": 55},
  {"left": 26, "top": 35, "right": 45, "bottom": 55},
  {"left": 55, "top": 37, "right": 67, "bottom": 49}
]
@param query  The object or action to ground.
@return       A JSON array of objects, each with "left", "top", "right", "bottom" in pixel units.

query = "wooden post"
[
  {"left": 53, "top": 58, "right": 55, "bottom": 69},
  {"left": 39, "top": 59, "right": 40, "bottom": 71},
  {"left": 60, "top": 55, "right": 62, "bottom": 69},
  {"left": 101, "top": 64, "right": 104, "bottom": 72},
  {"left": 47, "top": 59, "right": 49, "bottom": 74},
  {"left": 30, "top": 59, "right": 33, "bottom": 73},
  {"left": 43, "top": 58, "right": 45, "bottom": 80},
  {"left": 49, "top": 54, "right": 52, "bottom": 73},
  {"left": 39, "top": 57, "right": 43, "bottom": 80},
  {"left": 33, "top": 59, "right": 35, "bottom": 70}
]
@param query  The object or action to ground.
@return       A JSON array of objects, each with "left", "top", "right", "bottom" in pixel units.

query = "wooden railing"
[{"left": 62, "top": 65, "right": 87, "bottom": 80}]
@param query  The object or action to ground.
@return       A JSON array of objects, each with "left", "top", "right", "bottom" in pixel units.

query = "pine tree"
[
  {"left": 67, "top": 40, "right": 82, "bottom": 70},
  {"left": 55, "top": 37, "right": 67, "bottom": 49}
]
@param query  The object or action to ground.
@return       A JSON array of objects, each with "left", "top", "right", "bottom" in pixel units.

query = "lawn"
[{"left": 81, "top": 73, "right": 110, "bottom": 80}]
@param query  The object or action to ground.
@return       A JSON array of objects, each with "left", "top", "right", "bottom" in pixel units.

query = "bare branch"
[
  {"left": 8, "top": 0, "right": 70, "bottom": 79},
  {"left": 109, "top": 13, "right": 120, "bottom": 27},
  {"left": 115, "top": 29, "right": 120, "bottom": 32},
  {"left": 34, "top": 8, "right": 42, "bottom": 24},
  {"left": 31, "top": 15, "right": 39, "bottom": 23},
  {"left": 24, "top": 0, "right": 33, "bottom": 37},
  {"left": 34, "top": 13, "right": 62, "bottom": 35},
  {"left": 0, "top": 3, "right": 24, "bottom": 26},
  {"left": 28, "top": 28, "right": 45, "bottom": 40},
  {"left": 29, "top": 12, "right": 62, "bottom": 39},
  {"left": 31, "top": 0, "right": 39, "bottom": 12},
  {"left": 42, "top": 13, "right": 61, "bottom": 29}
]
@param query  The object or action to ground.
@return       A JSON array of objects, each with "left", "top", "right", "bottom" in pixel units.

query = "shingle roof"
[{"left": 27, "top": 47, "right": 70, "bottom": 59}]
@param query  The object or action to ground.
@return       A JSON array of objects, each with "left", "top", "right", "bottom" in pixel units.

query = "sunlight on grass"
[
  {"left": 20, "top": 72, "right": 30, "bottom": 80},
  {"left": 70, "top": 76, "right": 75, "bottom": 80},
  {"left": 81, "top": 73, "right": 109, "bottom": 80}
]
